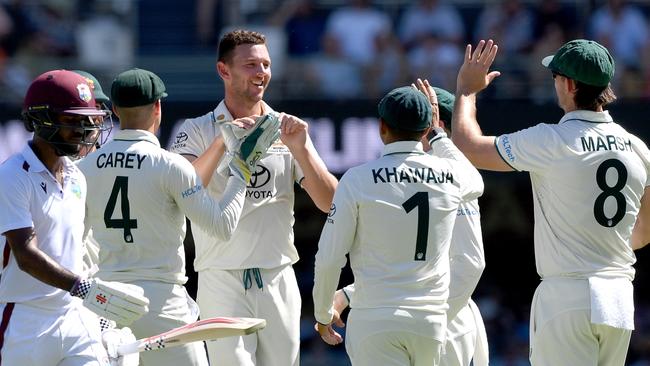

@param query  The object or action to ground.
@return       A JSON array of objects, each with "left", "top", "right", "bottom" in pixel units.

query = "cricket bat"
[{"left": 117, "top": 317, "right": 266, "bottom": 355}]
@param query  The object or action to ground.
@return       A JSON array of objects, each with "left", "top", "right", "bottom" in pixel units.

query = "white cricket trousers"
[
  {"left": 345, "top": 308, "right": 443, "bottom": 366},
  {"left": 127, "top": 280, "right": 209, "bottom": 366},
  {"left": 0, "top": 301, "right": 109, "bottom": 366},
  {"left": 197, "top": 264, "right": 301, "bottom": 366},
  {"left": 529, "top": 279, "right": 631, "bottom": 366},
  {"left": 440, "top": 299, "right": 488, "bottom": 366}
]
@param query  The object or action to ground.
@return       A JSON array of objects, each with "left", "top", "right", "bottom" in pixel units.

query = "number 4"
[
  {"left": 402, "top": 192, "right": 429, "bottom": 261},
  {"left": 104, "top": 176, "right": 138, "bottom": 243}
]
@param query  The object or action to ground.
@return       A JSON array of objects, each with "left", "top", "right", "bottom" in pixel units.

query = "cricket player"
[
  {"left": 451, "top": 39, "right": 650, "bottom": 365},
  {"left": 171, "top": 29, "right": 338, "bottom": 366},
  {"left": 321, "top": 82, "right": 489, "bottom": 366},
  {"left": 78, "top": 68, "right": 280, "bottom": 366},
  {"left": 313, "top": 86, "right": 483, "bottom": 366},
  {"left": 0, "top": 69, "right": 149, "bottom": 365}
]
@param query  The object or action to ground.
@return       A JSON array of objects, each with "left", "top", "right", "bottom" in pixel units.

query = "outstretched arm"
[{"left": 452, "top": 40, "right": 512, "bottom": 172}]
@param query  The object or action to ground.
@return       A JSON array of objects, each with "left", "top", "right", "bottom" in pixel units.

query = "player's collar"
[
  {"left": 20, "top": 142, "right": 77, "bottom": 177},
  {"left": 382, "top": 141, "right": 427, "bottom": 156},
  {"left": 559, "top": 110, "right": 613, "bottom": 125},
  {"left": 112, "top": 129, "right": 161, "bottom": 147},
  {"left": 211, "top": 100, "right": 275, "bottom": 123},
  {"left": 20, "top": 143, "right": 49, "bottom": 173}
]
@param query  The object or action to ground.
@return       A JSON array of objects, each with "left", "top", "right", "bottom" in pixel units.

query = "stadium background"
[{"left": 1, "top": 0, "right": 650, "bottom": 364}]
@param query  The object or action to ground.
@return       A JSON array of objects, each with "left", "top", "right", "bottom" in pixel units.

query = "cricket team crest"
[
  {"left": 77, "top": 83, "right": 92, "bottom": 102},
  {"left": 71, "top": 181, "right": 82, "bottom": 199}
]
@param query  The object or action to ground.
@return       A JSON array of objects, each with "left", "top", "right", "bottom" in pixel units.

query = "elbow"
[{"left": 13, "top": 250, "right": 35, "bottom": 274}]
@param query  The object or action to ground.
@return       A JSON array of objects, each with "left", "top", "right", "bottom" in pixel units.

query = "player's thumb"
[
  {"left": 334, "top": 318, "right": 345, "bottom": 328},
  {"left": 487, "top": 71, "right": 501, "bottom": 84}
]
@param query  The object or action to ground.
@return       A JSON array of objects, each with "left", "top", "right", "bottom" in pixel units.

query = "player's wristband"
[
  {"left": 428, "top": 127, "right": 448, "bottom": 145},
  {"left": 70, "top": 277, "right": 92, "bottom": 299},
  {"left": 341, "top": 288, "right": 351, "bottom": 306}
]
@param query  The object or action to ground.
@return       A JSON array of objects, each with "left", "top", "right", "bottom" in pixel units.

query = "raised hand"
[
  {"left": 412, "top": 78, "right": 440, "bottom": 129},
  {"left": 457, "top": 39, "right": 501, "bottom": 96}
]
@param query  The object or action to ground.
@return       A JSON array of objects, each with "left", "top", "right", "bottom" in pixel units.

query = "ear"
[
  {"left": 217, "top": 61, "right": 229, "bottom": 81},
  {"left": 438, "top": 120, "right": 447, "bottom": 131},
  {"left": 566, "top": 78, "right": 578, "bottom": 94},
  {"left": 112, "top": 105, "right": 120, "bottom": 118}
]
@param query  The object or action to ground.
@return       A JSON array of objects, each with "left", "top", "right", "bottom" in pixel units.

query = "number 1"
[{"left": 402, "top": 192, "right": 429, "bottom": 261}]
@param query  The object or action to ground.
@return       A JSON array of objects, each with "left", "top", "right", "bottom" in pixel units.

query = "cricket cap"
[
  {"left": 111, "top": 68, "right": 168, "bottom": 107},
  {"left": 378, "top": 86, "right": 432, "bottom": 132},
  {"left": 73, "top": 70, "right": 109, "bottom": 104},
  {"left": 23, "top": 69, "right": 106, "bottom": 116},
  {"left": 542, "top": 39, "right": 615, "bottom": 87}
]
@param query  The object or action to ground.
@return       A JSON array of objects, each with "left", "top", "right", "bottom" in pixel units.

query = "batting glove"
[
  {"left": 223, "top": 113, "right": 281, "bottom": 183},
  {"left": 102, "top": 326, "right": 139, "bottom": 366},
  {"left": 71, "top": 278, "right": 149, "bottom": 326}
]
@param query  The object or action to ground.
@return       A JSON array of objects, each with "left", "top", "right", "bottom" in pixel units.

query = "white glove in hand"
[
  {"left": 71, "top": 278, "right": 149, "bottom": 326},
  {"left": 102, "top": 327, "right": 139, "bottom": 366},
  {"left": 226, "top": 113, "right": 281, "bottom": 183}
]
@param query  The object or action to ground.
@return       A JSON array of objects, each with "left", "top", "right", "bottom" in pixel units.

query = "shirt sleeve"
[
  {"left": 495, "top": 123, "right": 561, "bottom": 173},
  {"left": 313, "top": 173, "right": 358, "bottom": 324},
  {"left": 0, "top": 171, "right": 33, "bottom": 234},
  {"left": 169, "top": 117, "right": 210, "bottom": 158},
  {"left": 447, "top": 200, "right": 485, "bottom": 320},
  {"left": 431, "top": 137, "right": 484, "bottom": 202},
  {"left": 165, "top": 154, "right": 246, "bottom": 241}
]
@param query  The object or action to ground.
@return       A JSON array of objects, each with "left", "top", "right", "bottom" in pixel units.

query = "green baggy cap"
[
  {"left": 111, "top": 68, "right": 168, "bottom": 107},
  {"left": 542, "top": 39, "right": 615, "bottom": 87},
  {"left": 73, "top": 70, "right": 109, "bottom": 104},
  {"left": 378, "top": 86, "right": 432, "bottom": 132}
]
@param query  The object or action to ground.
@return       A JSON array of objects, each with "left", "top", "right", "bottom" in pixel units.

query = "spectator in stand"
[
  {"left": 323, "top": 0, "right": 391, "bottom": 67},
  {"left": 406, "top": 31, "right": 463, "bottom": 92},
  {"left": 398, "top": 0, "right": 465, "bottom": 50},
  {"left": 474, "top": 0, "right": 534, "bottom": 56},
  {"left": 532, "top": 0, "right": 577, "bottom": 41},
  {"left": 305, "top": 35, "right": 362, "bottom": 99},
  {"left": 272, "top": 0, "right": 328, "bottom": 58},
  {"left": 588, "top": 0, "right": 649, "bottom": 73}
]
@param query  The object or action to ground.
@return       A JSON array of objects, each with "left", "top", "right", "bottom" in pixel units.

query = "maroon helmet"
[{"left": 22, "top": 70, "right": 109, "bottom": 156}]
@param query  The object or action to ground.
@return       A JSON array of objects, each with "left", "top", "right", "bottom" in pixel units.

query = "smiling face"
[{"left": 219, "top": 43, "right": 272, "bottom": 111}]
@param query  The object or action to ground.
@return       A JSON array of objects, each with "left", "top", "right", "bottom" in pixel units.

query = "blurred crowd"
[{"left": 1, "top": 0, "right": 650, "bottom": 103}]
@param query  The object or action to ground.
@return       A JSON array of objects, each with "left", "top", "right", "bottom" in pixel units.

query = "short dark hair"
[
  {"left": 574, "top": 82, "right": 617, "bottom": 111},
  {"left": 382, "top": 119, "right": 426, "bottom": 141},
  {"left": 217, "top": 30, "right": 266, "bottom": 63}
]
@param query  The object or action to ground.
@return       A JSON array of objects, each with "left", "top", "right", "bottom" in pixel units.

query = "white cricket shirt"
[
  {"left": 78, "top": 129, "right": 246, "bottom": 284},
  {"left": 495, "top": 110, "right": 650, "bottom": 280},
  {"left": 170, "top": 101, "right": 304, "bottom": 270},
  {"left": 0, "top": 144, "right": 85, "bottom": 310},
  {"left": 313, "top": 139, "right": 483, "bottom": 339}
]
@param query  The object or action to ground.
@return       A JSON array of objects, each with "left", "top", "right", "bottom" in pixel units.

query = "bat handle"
[{"left": 117, "top": 340, "right": 143, "bottom": 356}]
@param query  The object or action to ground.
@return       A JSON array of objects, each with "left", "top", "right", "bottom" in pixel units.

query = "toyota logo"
[
  {"left": 248, "top": 164, "right": 271, "bottom": 188},
  {"left": 175, "top": 132, "right": 188, "bottom": 144}
]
